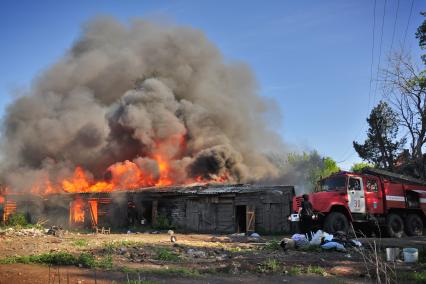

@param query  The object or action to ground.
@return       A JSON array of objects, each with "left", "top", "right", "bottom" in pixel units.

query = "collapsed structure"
[{"left": 2, "top": 184, "right": 294, "bottom": 234}]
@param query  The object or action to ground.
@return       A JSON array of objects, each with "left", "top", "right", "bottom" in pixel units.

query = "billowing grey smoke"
[{"left": 1, "top": 17, "right": 284, "bottom": 192}]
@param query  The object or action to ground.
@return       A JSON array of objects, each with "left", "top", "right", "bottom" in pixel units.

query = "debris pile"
[
  {"left": 0, "top": 227, "right": 45, "bottom": 237},
  {"left": 280, "top": 230, "right": 362, "bottom": 252}
]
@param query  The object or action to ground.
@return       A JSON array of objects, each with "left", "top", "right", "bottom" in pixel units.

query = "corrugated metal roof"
[
  {"left": 44, "top": 183, "right": 293, "bottom": 197},
  {"left": 124, "top": 184, "right": 293, "bottom": 195}
]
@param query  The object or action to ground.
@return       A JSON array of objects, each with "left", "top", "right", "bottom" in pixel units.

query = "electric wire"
[
  {"left": 402, "top": 0, "right": 415, "bottom": 49},
  {"left": 336, "top": 0, "right": 378, "bottom": 164}
]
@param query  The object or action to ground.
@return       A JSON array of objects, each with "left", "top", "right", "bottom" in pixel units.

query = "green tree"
[
  {"left": 416, "top": 12, "right": 426, "bottom": 63},
  {"left": 353, "top": 101, "right": 405, "bottom": 171},
  {"left": 383, "top": 12, "right": 426, "bottom": 177},
  {"left": 286, "top": 151, "right": 340, "bottom": 191},
  {"left": 350, "top": 162, "right": 373, "bottom": 173}
]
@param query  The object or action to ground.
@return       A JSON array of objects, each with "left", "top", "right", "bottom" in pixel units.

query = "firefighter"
[
  {"left": 299, "top": 194, "right": 314, "bottom": 237},
  {"left": 127, "top": 200, "right": 137, "bottom": 227}
]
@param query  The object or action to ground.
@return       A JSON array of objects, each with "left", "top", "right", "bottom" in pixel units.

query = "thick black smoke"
[{"left": 1, "top": 17, "right": 284, "bottom": 192}]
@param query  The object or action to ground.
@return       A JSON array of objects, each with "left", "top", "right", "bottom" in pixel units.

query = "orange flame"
[
  {"left": 16, "top": 135, "right": 231, "bottom": 195},
  {"left": 70, "top": 198, "right": 85, "bottom": 223}
]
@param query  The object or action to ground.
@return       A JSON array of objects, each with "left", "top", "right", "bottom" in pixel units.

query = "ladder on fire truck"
[{"left": 362, "top": 168, "right": 426, "bottom": 186}]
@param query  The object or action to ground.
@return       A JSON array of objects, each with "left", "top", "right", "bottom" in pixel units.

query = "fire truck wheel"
[
  {"left": 405, "top": 214, "right": 424, "bottom": 236},
  {"left": 386, "top": 213, "right": 404, "bottom": 238},
  {"left": 324, "top": 212, "right": 349, "bottom": 233}
]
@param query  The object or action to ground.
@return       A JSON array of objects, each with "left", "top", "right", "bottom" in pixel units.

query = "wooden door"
[{"left": 246, "top": 205, "right": 255, "bottom": 233}]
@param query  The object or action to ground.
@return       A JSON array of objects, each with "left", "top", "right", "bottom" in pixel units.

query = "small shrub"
[
  {"left": 155, "top": 248, "right": 180, "bottom": 262},
  {"left": 287, "top": 266, "right": 302, "bottom": 276},
  {"left": 77, "top": 253, "right": 95, "bottom": 268},
  {"left": 258, "top": 259, "right": 281, "bottom": 273},
  {"left": 263, "top": 240, "right": 281, "bottom": 251},
  {"left": 73, "top": 239, "right": 89, "bottom": 247},
  {"left": 6, "top": 213, "right": 28, "bottom": 227},
  {"left": 153, "top": 215, "right": 174, "bottom": 230},
  {"left": 97, "top": 254, "right": 113, "bottom": 269},
  {"left": 307, "top": 265, "right": 327, "bottom": 276}
]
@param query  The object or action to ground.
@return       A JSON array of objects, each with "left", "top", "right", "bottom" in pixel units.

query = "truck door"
[
  {"left": 348, "top": 176, "right": 366, "bottom": 213},
  {"left": 364, "top": 177, "right": 384, "bottom": 214}
]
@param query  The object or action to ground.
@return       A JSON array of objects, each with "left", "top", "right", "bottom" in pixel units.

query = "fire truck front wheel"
[
  {"left": 324, "top": 212, "right": 349, "bottom": 233},
  {"left": 386, "top": 213, "right": 404, "bottom": 238},
  {"left": 405, "top": 214, "right": 423, "bottom": 236}
]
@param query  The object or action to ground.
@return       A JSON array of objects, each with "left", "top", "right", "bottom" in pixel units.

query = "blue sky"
[{"left": 0, "top": 0, "right": 425, "bottom": 170}]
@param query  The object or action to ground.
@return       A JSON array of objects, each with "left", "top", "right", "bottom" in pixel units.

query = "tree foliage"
[
  {"left": 286, "top": 151, "right": 340, "bottom": 191},
  {"left": 350, "top": 162, "right": 373, "bottom": 173},
  {"left": 381, "top": 13, "right": 426, "bottom": 177},
  {"left": 353, "top": 101, "right": 405, "bottom": 170}
]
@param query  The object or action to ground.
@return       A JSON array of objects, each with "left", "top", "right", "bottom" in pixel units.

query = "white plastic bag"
[{"left": 309, "top": 230, "right": 324, "bottom": 246}]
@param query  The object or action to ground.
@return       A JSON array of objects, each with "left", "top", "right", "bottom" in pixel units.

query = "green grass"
[
  {"left": 307, "top": 265, "right": 327, "bottom": 276},
  {"left": 287, "top": 266, "right": 302, "bottom": 276},
  {"left": 97, "top": 254, "right": 113, "bottom": 269},
  {"left": 121, "top": 266, "right": 201, "bottom": 278},
  {"left": 257, "top": 258, "right": 282, "bottom": 273},
  {"left": 72, "top": 239, "right": 89, "bottom": 247},
  {"left": 400, "top": 271, "right": 426, "bottom": 283},
  {"left": 0, "top": 252, "right": 77, "bottom": 265},
  {"left": 263, "top": 240, "right": 281, "bottom": 251},
  {"left": 300, "top": 245, "right": 322, "bottom": 253},
  {"left": 155, "top": 248, "right": 180, "bottom": 262},
  {"left": 0, "top": 251, "right": 113, "bottom": 269},
  {"left": 102, "top": 240, "right": 144, "bottom": 253}
]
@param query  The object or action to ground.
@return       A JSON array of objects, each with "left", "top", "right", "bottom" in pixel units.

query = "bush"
[
  {"left": 97, "top": 254, "right": 113, "bottom": 269},
  {"left": 6, "top": 213, "right": 28, "bottom": 227},
  {"left": 263, "top": 240, "right": 281, "bottom": 251},
  {"left": 258, "top": 259, "right": 281, "bottom": 273},
  {"left": 77, "top": 253, "right": 95, "bottom": 268},
  {"left": 154, "top": 215, "right": 174, "bottom": 230},
  {"left": 155, "top": 248, "right": 180, "bottom": 262}
]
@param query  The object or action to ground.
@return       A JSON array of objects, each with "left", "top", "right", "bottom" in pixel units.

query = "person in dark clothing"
[{"left": 299, "top": 194, "right": 313, "bottom": 237}]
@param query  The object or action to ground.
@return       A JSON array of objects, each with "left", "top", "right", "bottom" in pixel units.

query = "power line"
[
  {"left": 389, "top": 0, "right": 400, "bottom": 54},
  {"left": 336, "top": 0, "right": 378, "bottom": 164},
  {"left": 402, "top": 0, "right": 415, "bottom": 49},
  {"left": 373, "top": 0, "right": 387, "bottom": 105}
]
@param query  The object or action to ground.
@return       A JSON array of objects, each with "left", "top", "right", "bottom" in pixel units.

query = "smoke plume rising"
[{"left": 1, "top": 17, "right": 285, "bottom": 193}]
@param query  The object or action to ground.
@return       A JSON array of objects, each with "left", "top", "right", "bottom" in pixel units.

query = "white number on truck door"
[{"left": 348, "top": 177, "right": 366, "bottom": 213}]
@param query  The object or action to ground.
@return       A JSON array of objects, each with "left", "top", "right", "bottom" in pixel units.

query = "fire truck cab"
[{"left": 292, "top": 168, "right": 426, "bottom": 237}]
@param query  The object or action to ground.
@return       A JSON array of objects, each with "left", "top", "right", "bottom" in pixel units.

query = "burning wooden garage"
[{"left": 4, "top": 184, "right": 294, "bottom": 234}]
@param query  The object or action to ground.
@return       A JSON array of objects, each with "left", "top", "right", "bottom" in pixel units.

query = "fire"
[
  {"left": 70, "top": 198, "right": 85, "bottom": 223},
  {"left": 14, "top": 136, "right": 231, "bottom": 195}
]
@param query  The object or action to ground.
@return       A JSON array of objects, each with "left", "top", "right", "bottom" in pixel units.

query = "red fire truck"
[{"left": 291, "top": 168, "right": 426, "bottom": 237}]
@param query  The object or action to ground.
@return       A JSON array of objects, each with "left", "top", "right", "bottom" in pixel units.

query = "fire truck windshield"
[{"left": 319, "top": 176, "right": 346, "bottom": 192}]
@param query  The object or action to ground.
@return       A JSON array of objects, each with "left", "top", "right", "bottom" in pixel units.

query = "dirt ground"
[{"left": 0, "top": 230, "right": 424, "bottom": 283}]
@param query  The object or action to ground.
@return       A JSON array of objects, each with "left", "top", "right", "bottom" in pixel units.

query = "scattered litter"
[
  {"left": 170, "top": 236, "right": 177, "bottom": 243},
  {"left": 321, "top": 241, "right": 346, "bottom": 252},
  {"left": 386, "top": 247, "right": 400, "bottom": 262},
  {"left": 187, "top": 248, "right": 207, "bottom": 258},
  {"left": 403, "top": 248, "right": 418, "bottom": 263},
  {"left": 250, "top": 232, "right": 260, "bottom": 238},
  {"left": 309, "top": 230, "right": 323, "bottom": 246},
  {"left": 291, "top": 234, "right": 309, "bottom": 248},
  {"left": 168, "top": 230, "right": 175, "bottom": 236},
  {"left": 280, "top": 238, "right": 295, "bottom": 251}
]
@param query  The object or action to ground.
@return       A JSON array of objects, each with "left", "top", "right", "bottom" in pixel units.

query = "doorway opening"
[{"left": 236, "top": 205, "right": 247, "bottom": 233}]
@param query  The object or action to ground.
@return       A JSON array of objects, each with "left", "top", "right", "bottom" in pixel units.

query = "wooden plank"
[{"left": 246, "top": 205, "right": 255, "bottom": 233}]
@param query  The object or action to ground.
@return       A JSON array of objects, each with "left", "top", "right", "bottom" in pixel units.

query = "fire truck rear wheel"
[
  {"left": 405, "top": 214, "right": 423, "bottom": 236},
  {"left": 324, "top": 212, "right": 349, "bottom": 233},
  {"left": 386, "top": 213, "right": 404, "bottom": 238}
]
